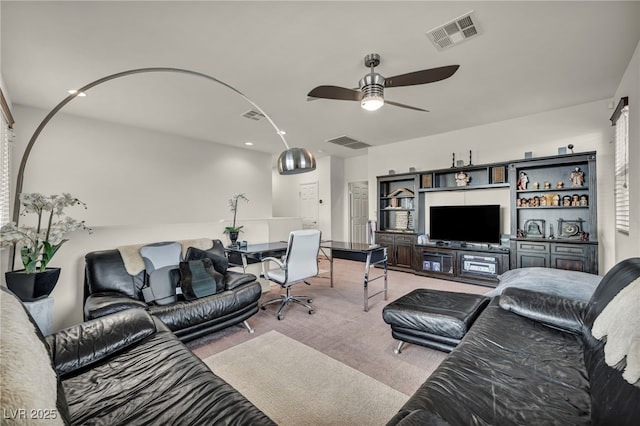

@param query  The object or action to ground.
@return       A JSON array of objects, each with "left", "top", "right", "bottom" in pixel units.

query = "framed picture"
[
  {"left": 422, "top": 174, "right": 433, "bottom": 189},
  {"left": 492, "top": 166, "right": 506, "bottom": 184},
  {"left": 422, "top": 261, "right": 431, "bottom": 271},
  {"left": 432, "top": 262, "right": 441, "bottom": 272}
]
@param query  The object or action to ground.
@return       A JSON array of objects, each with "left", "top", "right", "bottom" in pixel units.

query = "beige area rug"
[{"left": 203, "top": 330, "right": 408, "bottom": 426}]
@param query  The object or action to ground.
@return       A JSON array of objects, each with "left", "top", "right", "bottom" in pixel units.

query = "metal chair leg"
[
  {"left": 394, "top": 340, "right": 406, "bottom": 355},
  {"left": 242, "top": 320, "right": 254, "bottom": 334}
]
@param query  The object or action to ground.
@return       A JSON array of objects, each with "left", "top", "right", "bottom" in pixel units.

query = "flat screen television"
[{"left": 429, "top": 204, "right": 501, "bottom": 244}]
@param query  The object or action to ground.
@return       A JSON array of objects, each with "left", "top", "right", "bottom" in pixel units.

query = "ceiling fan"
[{"left": 307, "top": 53, "right": 459, "bottom": 112}]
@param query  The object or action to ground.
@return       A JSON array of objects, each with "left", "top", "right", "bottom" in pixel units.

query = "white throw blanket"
[
  {"left": 592, "top": 277, "right": 640, "bottom": 385},
  {"left": 117, "top": 238, "right": 214, "bottom": 276}
]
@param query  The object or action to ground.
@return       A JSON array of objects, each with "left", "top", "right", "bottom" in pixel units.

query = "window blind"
[
  {"left": 0, "top": 114, "right": 11, "bottom": 227},
  {"left": 612, "top": 98, "right": 629, "bottom": 234}
]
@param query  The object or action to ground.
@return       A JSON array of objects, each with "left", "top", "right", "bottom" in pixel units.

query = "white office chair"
[{"left": 260, "top": 229, "right": 321, "bottom": 320}]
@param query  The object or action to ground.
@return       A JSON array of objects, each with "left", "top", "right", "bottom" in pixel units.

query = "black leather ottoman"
[{"left": 382, "top": 289, "right": 489, "bottom": 353}]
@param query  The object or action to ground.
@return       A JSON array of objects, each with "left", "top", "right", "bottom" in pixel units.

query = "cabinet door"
[
  {"left": 395, "top": 243, "right": 413, "bottom": 269},
  {"left": 517, "top": 252, "right": 550, "bottom": 268},
  {"left": 394, "top": 235, "right": 416, "bottom": 269},
  {"left": 551, "top": 243, "right": 597, "bottom": 273},
  {"left": 375, "top": 233, "right": 395, "bottom": 265},
  {"left": 551, "top": 255, "right": 587, "bottom": 272},
  {"left": 516, "top": 241, "right": 550, "bottom": 268}
]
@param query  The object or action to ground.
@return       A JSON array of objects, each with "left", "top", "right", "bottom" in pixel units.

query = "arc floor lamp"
[{"left": 12, "top": 67, "right": 317, "bottom": 225}]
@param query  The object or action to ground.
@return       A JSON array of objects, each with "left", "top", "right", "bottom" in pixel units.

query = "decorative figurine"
[
  {"left": 539, "top": 196, "right": 547, "bottom": 206},
  {"left": 562, "top": 195, "right": 572, "bottom": 206},
  {"left": 570, "top": 167, "right": 585, "bottom": 187},
  {"left": 533, "top": 181, "right": 540, "bottom": 190},
  {"left": 455, "top": 171, "right": 471, "bottom": 186},
  {"left": 517, "top": 172, "right": 529, "bottom": 190},
  {"left": 571, "top": 194, "right": 580, "bottom": 206},
  {"left": 544, "top": 181, "right": 551, "bottom": 189},
  {"left": 531, "top": 196, "right": 540, "bottom": 207},
  {"left": 556, "top": 181, "right": 564, "bottom": 189},
  {"left": 552, "top": 194, "right": 560, "bottom": 206},
  {"left": 579, "top": 194, "right": 589, "bottom": 206},
  {"left": 524, "top": 219, "right": 544, "bottom": 237}
]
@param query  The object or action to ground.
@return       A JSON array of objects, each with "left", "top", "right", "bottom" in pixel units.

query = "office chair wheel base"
[
  {"left": 308, "top": 309, "right": 315, "bottom": 315},
  {"left": 307, "top": 299, "right": 313, "bottom": 303},
  {"left": 277, "top": 314, "right": 283, "bottom": 320}
]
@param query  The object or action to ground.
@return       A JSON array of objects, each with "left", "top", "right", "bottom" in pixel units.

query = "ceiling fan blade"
[
  {"left": 384, "top": 65, "right": 460, "bottom": 88},
  {"left": 307, "top": 85, "right": 362, "bottom": 101},
  {"left": 385, "top": 100, "right": 429, "bottom": 112}
]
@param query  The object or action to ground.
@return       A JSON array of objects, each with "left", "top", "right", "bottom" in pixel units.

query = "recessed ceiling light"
[
  {"left": 244, "top": 142, "right": 254, "bottom": 146},
  {"left": 68, "top": 89, "right": 86, "bottom": 97}
]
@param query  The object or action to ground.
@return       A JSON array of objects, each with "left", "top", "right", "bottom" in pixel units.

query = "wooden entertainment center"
[{"left": 376, "top": 151, "right": 598, "bottom": 287}]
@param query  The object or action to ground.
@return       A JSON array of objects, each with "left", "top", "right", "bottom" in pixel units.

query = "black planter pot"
[
  {"left": 5, "top": 268, "right": 61, "bottom": 302},
  {"left": 229, "top": 231, "right": 240, "bottom": 247}
]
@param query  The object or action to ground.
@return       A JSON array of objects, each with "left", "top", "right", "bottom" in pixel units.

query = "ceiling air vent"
[
  {"left": 427, "top": 11, "right": 480, "bottom": 51},
  {"left": 326, "top": 135, "right": 371, "bottom": 150},
  {"left": 241, "top": 109, "right": 265, "bottom": 121}
]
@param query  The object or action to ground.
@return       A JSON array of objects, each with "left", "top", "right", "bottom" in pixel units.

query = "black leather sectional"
[
  {"left": 83, "top": 239, "right": 262, "bottom": 342},
  {"left": 387, "top": 258, "right": 640, "bottom": 425},
  {"left": 1, "top": 286, "right": 274, "bottom": 425}
]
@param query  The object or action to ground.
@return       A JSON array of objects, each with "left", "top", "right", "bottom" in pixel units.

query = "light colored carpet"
[{"left": 203, "top": 330, "right": 408, "bottom": 426}]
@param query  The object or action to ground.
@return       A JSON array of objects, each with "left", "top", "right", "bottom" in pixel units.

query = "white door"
[
  {"left": 300, "top": 182, "right": 319, "bottom": 229},
  {"left": 349, "top": 181, "right": 368, "bottom": 244}
]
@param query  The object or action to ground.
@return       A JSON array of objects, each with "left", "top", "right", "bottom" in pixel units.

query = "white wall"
[
  {"left": 7, "top": 105, "right": 279, "bottom": 329},
  {"left": 367, "top": 99, "right": 615, "bottom": 271},
  {"left": 272, "top": 155, "right": 335, "bottom": 239},
  {"left": 613, "top": 40, "right": 640, "bottom": 261}
]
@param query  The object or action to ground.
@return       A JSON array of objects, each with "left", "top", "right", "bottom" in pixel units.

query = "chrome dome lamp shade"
[{"left": 278, "top": 147, "right": 316, "bottom": 175}]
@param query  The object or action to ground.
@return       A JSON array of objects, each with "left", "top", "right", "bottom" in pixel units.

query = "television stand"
[{"left": 415, "top": 244, "right": 510, "bottom": 287}]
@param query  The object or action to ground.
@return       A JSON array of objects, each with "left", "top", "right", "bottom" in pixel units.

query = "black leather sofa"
[
  {"left": 1, "top": 287, "right": 274, "bottom": 425},
  {"left": 387, "top": 258, "right": 640, "bottom": 425},
  {"left": 83, "top": 239, "right": 262, "bottom": 342}
]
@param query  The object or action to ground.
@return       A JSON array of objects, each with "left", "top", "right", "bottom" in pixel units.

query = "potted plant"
[
  {"left": 0, "top": 193, "right": 90, "bottom": 301},
  {"left": 223, "top": 193, "right": 249, "bottom": 247}
]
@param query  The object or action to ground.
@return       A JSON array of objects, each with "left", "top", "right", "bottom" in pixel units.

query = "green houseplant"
[
  {"left": 223, "top": 193, "right": 249, "bottom": 246},
  {"left": 1, "top": 193, "right": 90, "bottom": 301}
]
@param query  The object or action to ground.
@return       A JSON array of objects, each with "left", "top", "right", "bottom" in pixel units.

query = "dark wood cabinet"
[
  {"left": 375, "top": 231, "right": 416, "bottom": 272},
  {"left": 373, "top": 152, "right": 599, "bottom": 286},
  {"left": 509, "top": 152, "right": 598, "bottom": 274},
  {"left": 414, "top": 245, "right": 509, "bottom": 287}
]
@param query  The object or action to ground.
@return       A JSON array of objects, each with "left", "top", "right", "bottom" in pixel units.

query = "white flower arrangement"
[
  {"left": 224, "top": 193, "right": 249, "bottom": 234},
  {"left": 0, "top": 193, "right": 91, "bottom": 273}
]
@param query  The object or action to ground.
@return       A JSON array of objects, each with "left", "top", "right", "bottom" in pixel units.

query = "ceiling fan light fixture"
[
  {"left": 277, "top": 147, "right": 317, "bottom": 175},
  {"left": 361, "top": 94, "right": 384, "bottom": 111}
]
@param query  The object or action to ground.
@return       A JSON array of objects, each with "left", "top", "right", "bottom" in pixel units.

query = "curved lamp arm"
[{"left": 12, "top": 67, "right": 315, "bottom": 225}]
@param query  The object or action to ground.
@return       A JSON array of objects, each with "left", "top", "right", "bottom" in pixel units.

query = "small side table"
[{"left": 23, "top": 297, "right": 54, "bottom": 336}]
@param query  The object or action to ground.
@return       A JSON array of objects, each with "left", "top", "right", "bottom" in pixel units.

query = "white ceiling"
[{"left": 3, "top": 1, "right": 640, "bottom": 159}]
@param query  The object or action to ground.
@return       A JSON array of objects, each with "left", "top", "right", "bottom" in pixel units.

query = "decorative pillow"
[
  {"left": 0, "top": 289, "right": 65, "bottom": 425},
  {"left": 486, "top": 267, "right": 602, "bottom": 302},
  {"left": 185, "top": 246, "right": 229, "bottom": 274},
  {"left": 592, "top": 277, "right": 640, "bottom": 385},
  {"left": 179, "top": 258, "right": 224, "bottom": 300},
  {"left": 142, "top": 265, "right": 178, "bottom": 305}
]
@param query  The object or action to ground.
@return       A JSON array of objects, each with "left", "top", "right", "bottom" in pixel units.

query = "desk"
[
  {"left": 320, "top": 241, "right": 388, "bottom": 312},
  {"left": 225, "top": 242, "right": 289, "bottom": 271},
  {"left": 227, "top": 241, "right": 388, "bottom": 312}
]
